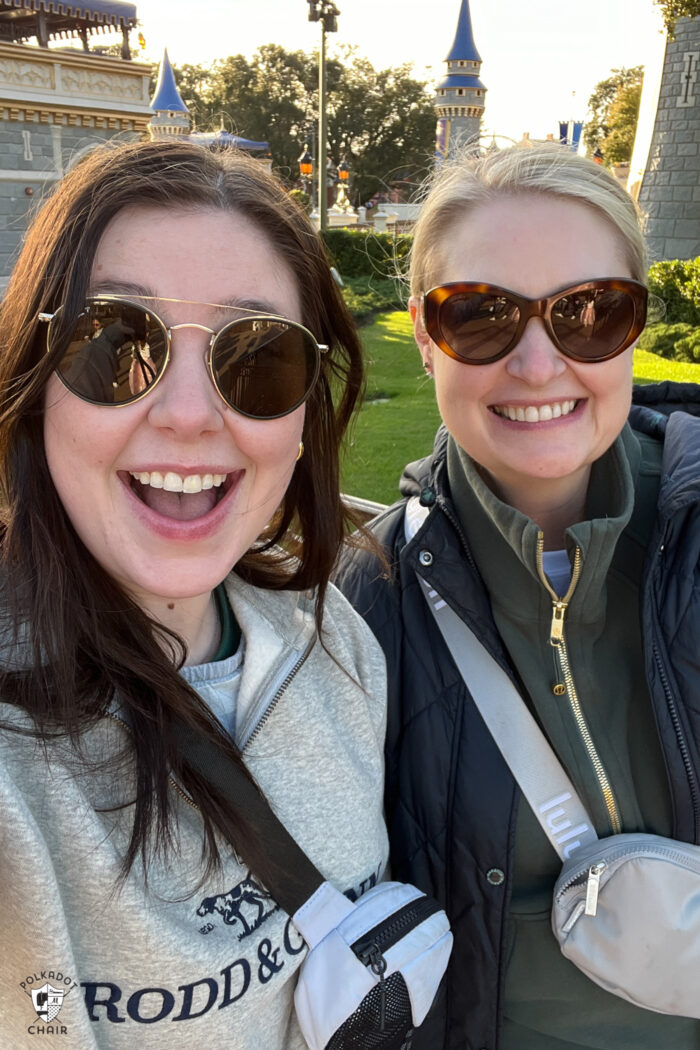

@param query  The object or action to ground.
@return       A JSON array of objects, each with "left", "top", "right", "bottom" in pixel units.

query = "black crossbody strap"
[{"left": 174, "top": 722, "right": 324, "bottom": 916}]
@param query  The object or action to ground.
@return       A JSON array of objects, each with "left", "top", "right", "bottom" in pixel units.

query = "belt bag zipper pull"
[
  {"left": 355, "top": 940, "right": 388, "bottom": 1029},
  {"left": 585, "top": 862, "right": 605, "bottom": 916}
]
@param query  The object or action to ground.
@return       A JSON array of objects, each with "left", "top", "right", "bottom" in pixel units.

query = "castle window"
[
  {"left": 457, "top": 89, "right": 464, "bottom": 96},
  {"left": 458, "top": 60, "right": 466, "bottom": 67}
]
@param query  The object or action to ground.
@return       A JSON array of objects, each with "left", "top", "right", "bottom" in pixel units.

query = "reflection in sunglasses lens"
[
  {"left": 56, "top": 299, "right": 167, "bottom": 405},
  {"left": 551, "top": 289, "right": 634, "bottom": 359},
  {"left": 213, "top": 321, "right": 316, "bottom": 419},
  {"left": 442, "top": 292, "right": 520, "bottom": 361}
]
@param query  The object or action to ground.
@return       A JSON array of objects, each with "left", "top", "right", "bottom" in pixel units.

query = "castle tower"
[
  {"left": 0, "top": 0, "right": 152, "bottom": 288},
  {"left": 434, "top": 0, "right": 486, "bottom": 161},
  {"left": 148, "top": 49, "right": 189, "bottom": 139},
  {"left": 637, "top": 15, "right": 700, "bottom": 261}
]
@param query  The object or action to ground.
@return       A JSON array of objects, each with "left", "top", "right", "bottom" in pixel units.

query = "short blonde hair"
[{"left": 409, "top": 144, "right": 647, "bottom": 295}]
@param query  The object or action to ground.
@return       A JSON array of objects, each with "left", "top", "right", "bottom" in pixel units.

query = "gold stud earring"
[{"left": 296, "top": 441, "right": 304, "bottom": 462}]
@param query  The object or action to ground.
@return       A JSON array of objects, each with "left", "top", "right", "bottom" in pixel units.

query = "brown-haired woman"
[{"left": 0, "top": 140, "right": 388, "bottom": 1047}]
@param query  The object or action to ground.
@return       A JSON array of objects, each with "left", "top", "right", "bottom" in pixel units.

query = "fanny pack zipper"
[{"left": 350, "top": 896, "right": 441, "bottom": 1030}]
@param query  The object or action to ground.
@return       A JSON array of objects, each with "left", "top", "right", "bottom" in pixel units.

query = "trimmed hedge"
[
  {"left": 638, "top": 323, "right": 700, "bottom": 363},
  {"left": 647, "top": 258, "right": 700, "bottom": 326},
  {"left": 340, "top": 275, "right": 405, "bottom": 323},
  {"left": 322, "top": 228, "right": 412, "bottom": 279}
]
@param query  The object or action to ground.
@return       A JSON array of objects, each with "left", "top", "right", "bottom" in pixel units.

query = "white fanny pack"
[{"left": 406, "top": 496, "right": 700, "bottom": 1019}]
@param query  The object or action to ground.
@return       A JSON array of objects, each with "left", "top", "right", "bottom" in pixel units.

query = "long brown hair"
[{"left": 0, "top": 139, "right": 366, "bottom": 886}]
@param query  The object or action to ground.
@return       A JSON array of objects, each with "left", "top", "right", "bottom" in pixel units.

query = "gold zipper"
[{"left": 536, "top": 536, "right": 622, "bottom": 835}]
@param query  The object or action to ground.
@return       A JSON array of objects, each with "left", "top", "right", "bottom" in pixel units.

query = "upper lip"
[
  {"left": 125, "top": 466, "right": 235, "bottom": 476},
  {"left": 490, "top": 398, "right": 581, "bottom": 407}
]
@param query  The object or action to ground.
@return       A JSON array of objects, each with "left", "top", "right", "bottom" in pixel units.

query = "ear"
[{"left": 409, "top": 295, "right": 433, "bottom": 373}]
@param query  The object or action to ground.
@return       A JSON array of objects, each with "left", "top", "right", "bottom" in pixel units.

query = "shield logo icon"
[{"left": 31, "top": 983, "right": 65, "bottom": 1023}]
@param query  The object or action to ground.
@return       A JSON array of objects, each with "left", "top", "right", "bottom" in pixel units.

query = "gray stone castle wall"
[
  {"left": 0, "top": 123, "right": 139, "bottom": 284},
  {"left": 638, "top": 16, "right": 700, "bottom": 261},
  {"left": 445, "top": 114, "right": 481, "bottom": 154}
]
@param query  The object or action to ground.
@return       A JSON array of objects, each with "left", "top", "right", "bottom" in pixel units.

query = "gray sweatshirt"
[{"left": 0, "top": 576, "right": 388, "bottom": 1049}]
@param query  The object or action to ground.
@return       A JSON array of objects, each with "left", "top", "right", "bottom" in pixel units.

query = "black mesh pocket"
[{"left": 325, "top": 971, "right": 413, "bottom": 1050}]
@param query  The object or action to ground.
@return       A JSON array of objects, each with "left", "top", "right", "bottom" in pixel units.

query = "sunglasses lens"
[
  {"left": 54, "top": 298, "right": 167, "bottom": 405},
  {"left": 551, "top": 288, "right": 637, "bottom": 360},
  {"left": 439, "top": 292, "right": 520, "bottom": 362},
  {"left": 212, "top": 318, "right": 320, "bottom": 419}
]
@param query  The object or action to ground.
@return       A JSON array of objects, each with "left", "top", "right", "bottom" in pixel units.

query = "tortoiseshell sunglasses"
[{"left": 422, "top": 279, "right": 648, "bottom": 365}]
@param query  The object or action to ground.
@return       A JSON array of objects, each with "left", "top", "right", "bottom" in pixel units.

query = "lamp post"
[
  {"left": 297, "top": 145, "right": 313, "bottom": 195},
  {"left": 307, "top": 0, "right": 339, "bottom": 231},
  {"left": 333, "top": 156, "right": 352, "bottom": 213}
]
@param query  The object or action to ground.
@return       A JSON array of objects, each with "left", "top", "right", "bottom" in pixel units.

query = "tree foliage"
[
  {"left": 583, "top": 66, "right": 644, "bottom": 164},
  {"left": 165, "top": 46, "right": 435, "bottom": 203},
  {"left": 654, "top": 0, "right": 700, "bottom": 35}
]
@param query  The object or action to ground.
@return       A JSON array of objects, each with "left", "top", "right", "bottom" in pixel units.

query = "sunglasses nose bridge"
[
  {"left": 167, "top": 320, "right": 217, "bottom": 340},
  {"left": 518, "top": 295, "right": 559, "bottom": 349}
]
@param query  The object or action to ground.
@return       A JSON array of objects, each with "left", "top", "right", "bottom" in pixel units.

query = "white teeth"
[
  {"left": 130, "top": 470, "right": 227, "bottom": 490},
  {"left": 493, "top": 400, "right": 577, "bottom": 423}
]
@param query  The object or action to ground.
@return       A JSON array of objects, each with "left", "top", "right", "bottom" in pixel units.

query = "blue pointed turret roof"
[
  {"left": 445, "top": 0, "right": 481, "bottom": 63},
  {"left": 151, "top": 49, "right": 187, "bottom": 113}
]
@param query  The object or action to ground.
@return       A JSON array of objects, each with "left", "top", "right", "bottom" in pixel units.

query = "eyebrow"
[{"left": 87, "top": 282, "right": 284, "bottom": 316}]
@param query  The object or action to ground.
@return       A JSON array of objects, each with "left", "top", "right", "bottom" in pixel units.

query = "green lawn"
[{"left": 341, "top": 311, "right": 700, "bottom": 506}]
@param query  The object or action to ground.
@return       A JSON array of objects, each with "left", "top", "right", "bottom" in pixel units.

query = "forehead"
[
  {"left": 90, "top": 204, "right": 302, "bottom": 321},
  {"left": 438, "top": 195, "right": 630, "bottom": 297}
]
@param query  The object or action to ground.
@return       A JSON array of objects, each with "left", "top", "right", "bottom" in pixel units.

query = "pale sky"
[{"left": 128, "top": 0, "right": 667, "bottom": 144}]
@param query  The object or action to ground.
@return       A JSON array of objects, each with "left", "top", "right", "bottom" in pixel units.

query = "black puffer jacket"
[{"left": 335, "top": 383, "right": 700, "bottom": 1050}]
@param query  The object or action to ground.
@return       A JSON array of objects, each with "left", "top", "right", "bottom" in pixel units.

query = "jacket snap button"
[
  {"left": 419, "top": 550, "right": 433, "bottom": 566},
  {"left": 486, "top": 868, "right": 505, "bottom": 886}
]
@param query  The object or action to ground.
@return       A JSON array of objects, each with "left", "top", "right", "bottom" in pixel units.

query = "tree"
[
  {"left": 327, "top": 48, "right": 435, "bottom": 206},
  {"left": 169, "top": 46, "right": 435, "bottom": 200},
  {"left": 654, "top": 0, "right": 700, "bottom": 35},
  {"left": 599, "top": 79, "right": 643, "bottom": 165},
  {"left": 583, "top": 66, "right": 644, "bottom": 164}
]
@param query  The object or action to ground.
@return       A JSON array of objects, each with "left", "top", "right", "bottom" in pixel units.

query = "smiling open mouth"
[{"left": 128, "top": 470, "right": 233, "bottom": 522}]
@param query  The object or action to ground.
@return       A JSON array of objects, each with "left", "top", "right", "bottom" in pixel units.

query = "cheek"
[
  {"left": 433, "top": 355, "right": 490, "bottom": 412},
  {"left": 229, "top": 406, "right": 305, "bottom": 465},
  {"left": 587, "top": 355, "right": 633, "bottom": 432}
]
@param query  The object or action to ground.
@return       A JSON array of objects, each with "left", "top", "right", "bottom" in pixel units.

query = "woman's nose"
[
  {"left": 505, "top": 318, "right": 568, "bottom": 386},
  {"left": 146, "top": 328, "right": 225, "bottom": 437}
]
